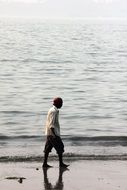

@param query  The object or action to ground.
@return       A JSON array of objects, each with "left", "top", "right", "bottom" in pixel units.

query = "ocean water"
[{"left": 0, "top": 18, "right": 127, "bottom": 162}]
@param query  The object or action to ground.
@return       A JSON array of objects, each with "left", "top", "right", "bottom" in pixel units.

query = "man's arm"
[
  {"left": 51, "top": 128, "right": 57, "bottom": 137},
  {"left": 50, "top": 111, "right": 57, "bottom": 137}
]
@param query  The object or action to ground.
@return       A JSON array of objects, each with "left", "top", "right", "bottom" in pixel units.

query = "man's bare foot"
[
  {"left": 42, "top": 164, "right": 53, "bottom": 168},
  {"left": 60, "top": 163, "right": 69, "bottom": 168}
]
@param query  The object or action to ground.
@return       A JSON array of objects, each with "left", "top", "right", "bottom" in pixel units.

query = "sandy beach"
[{"left": 0, "top": 160, "right": 127, "bottom": 190}]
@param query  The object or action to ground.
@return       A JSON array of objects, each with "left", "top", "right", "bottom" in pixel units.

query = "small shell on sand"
[
  {"left": 5, "top": 177, "right": 26, "bottom": 183},
  {"left": 5, "top": 177, "right": 26, "bottom": 180}
]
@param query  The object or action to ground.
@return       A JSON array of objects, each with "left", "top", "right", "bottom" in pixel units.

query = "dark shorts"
[{"left": 44, "top": 136, "right": 64, "bottom": 154}]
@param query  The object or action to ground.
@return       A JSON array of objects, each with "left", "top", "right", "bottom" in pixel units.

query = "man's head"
[{"left": 53, "top": 97, "right": 63, "bottom": 109}]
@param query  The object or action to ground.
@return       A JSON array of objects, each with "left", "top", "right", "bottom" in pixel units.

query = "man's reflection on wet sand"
[{"left": 42, "top": 167, "right": 68, "bottom": 190}]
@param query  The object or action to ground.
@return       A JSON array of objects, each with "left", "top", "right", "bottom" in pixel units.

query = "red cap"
[{"left": 53, "top": 97, "right": 63, "bottom": 108}]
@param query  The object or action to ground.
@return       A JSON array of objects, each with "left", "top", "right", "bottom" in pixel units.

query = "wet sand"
[{"left": 0, "top": 160, "right": 127, "bottom": 190}]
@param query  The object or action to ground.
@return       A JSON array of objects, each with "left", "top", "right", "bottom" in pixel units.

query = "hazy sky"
[{"left": 0, "top": 0, "right": 127, "bottom": 18}]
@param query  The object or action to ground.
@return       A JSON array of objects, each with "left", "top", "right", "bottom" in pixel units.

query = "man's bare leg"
[
  {"left": 43, "top": 152, "right": 52, "bottom": 168},
  {"left": 58, "top": 153, "right": 69, "bottom": 168}
]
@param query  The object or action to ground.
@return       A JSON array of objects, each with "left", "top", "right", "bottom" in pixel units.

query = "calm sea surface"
[{"left": 0, "top": 18, "right": 127, "bottom": 161}]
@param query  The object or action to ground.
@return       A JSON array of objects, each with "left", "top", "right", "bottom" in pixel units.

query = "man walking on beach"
[{"left": 43, "top": 97, "right": 69, "bottom": 168}]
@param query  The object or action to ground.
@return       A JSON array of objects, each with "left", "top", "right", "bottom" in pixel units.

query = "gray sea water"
[{"left": 0, "top": 18, "right": 127, "bottom": 161}]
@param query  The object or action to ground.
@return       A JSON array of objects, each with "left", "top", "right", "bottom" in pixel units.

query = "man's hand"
[{"left": 51, "top": 128, "right": 57, "bottom": 138}]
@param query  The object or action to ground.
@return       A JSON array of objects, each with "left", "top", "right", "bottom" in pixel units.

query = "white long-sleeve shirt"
[{"left": 45, "top": 105, "right": 60, "bottom": 136}]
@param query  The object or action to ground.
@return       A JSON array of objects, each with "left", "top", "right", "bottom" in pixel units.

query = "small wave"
[
  {"left": 1, "top": 154, "right": 127, "bottom": 162},
  {"left": 0, "top": 133, "right": 127, "bottom": 147},
  {"left": 0, "top": 111, "right": 36, "bottom": 117},
  {"left": 64, "top": 136, "right": 127, "bottom": 146},
  {"left": 22, "top": 58, "right": 39, "bottom": 63},
  {"left": 1, "top": 135, "right": 127, "bottom": 146},
  {"left": 0, "top": 111, "right": 34, "bottom": 114},
  {"left": 0, "top": 59, "right": 18, "bottom": 62},
  {"left": 1, "top": 135, "right": 127, "bottom": 140},
  {"left": 21, "top": 59, "right": 60, "bottom": 64},
  {"left": 0, "top": 135, "right": 42, "bottom": 140},
  {"left": 64, "top": 136, "right": 127, "bottom": 141}
]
